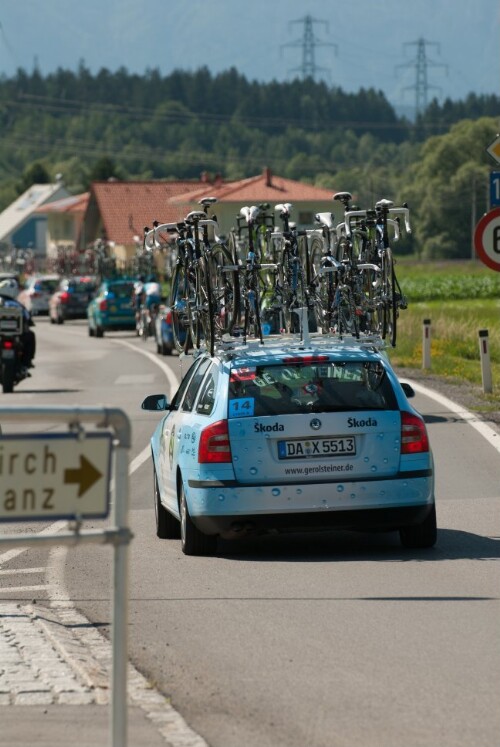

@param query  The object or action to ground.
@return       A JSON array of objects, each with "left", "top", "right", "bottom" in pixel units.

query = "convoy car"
[
  {"left": 142, "top": 335, "right": 436, "bottom": 555},
  {"left": 49, "top": 275, "right": 97, "bottom": 323},
  {"left": 87, "top": 278, "right": 136, "bottom": 337},
  {"left": 17, "top": 275, "right": 60, "bottom": 315}
]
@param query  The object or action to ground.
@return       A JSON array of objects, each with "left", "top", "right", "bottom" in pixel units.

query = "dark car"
[{"left": 49, "top": 276, "right": 97, "bottom": 324}]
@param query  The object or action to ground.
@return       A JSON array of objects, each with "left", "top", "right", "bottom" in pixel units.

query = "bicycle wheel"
[
  {"left": 189, "top": 258, "right": 215, "bottom": 355},
  {"left": 307, "top": 236, "right": 329, "bottom": 331},
  {"left": 208, "top": 243, "right": 240, "bottom": 339},
  {"left": 333, "top": 286, "right": 360, "bottom": 339},
  {"left": 243, "top": 276, "right": 263, "bottom": 342},
  {"left": 170, "top": 263, "right": 192, "bottom": 353},
  {"left": 379, "top": 250, "right": 397, "bottom": 346}
]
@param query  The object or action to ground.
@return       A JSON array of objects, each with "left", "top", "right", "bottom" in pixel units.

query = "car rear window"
[
  {"left": 108, "top": 283, "right": 135, "bottom": 298},
  {"left": 68, "top": 281, "right": 96, "bottom": 293},
  {"left": 35, "top": 279, "right": 59, "bottom": 293},
  {"left": 228, "top": 360, "right": 397, "bottom": 416}
]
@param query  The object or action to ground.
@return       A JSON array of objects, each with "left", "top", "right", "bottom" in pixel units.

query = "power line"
[
  {"left": 281, "top": 14, "right": 337, "bottom": 82},
  {"left": 396, "top": 38, "right": 448, "bottom": 116}
]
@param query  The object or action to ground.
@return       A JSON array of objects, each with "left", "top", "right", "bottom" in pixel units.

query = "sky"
[{"left": 1, "top": 0, "right": 499, "bottom": 116}]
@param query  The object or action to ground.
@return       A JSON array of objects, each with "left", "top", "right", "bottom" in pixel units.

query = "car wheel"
[
  {"left": 399, "top": 504, "right": 437, "bottom": 549},
  {"left": 154, "top": 468, "right": 180, "bottom": 539},
  {"left": 162, "top": 342, "right": 173, "bottom": 356},
  {"left": 179, "top": 482, "right": 216, "bottom": 556}
]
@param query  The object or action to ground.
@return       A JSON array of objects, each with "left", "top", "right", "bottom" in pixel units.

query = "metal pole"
[
  {"left": 111, "top": 444, "right": 131, "bottom": 747},
  {"left": 422, "top": 319, "right": 431, "bottom": 370},
  {"left": 478, "top": 329, "right": 493, "bottom": 393}
]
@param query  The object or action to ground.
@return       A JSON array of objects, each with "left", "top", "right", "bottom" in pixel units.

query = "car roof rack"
[{"left": 188, "top": 308, "right": 388, "bottom": 361}]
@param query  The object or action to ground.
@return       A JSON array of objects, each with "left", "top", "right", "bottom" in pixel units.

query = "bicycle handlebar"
[{"left": 388, "top": 207, "right": 411, "bottom": 234}]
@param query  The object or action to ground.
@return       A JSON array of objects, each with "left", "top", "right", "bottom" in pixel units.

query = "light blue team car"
[{"left": 142, "top": 337, "right": 436, "bottom": 555}]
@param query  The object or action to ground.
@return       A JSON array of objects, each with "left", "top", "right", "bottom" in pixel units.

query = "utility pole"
[
  {"left": 396, "top": 38, "right": 448, "bottom": 117},
  {"left": 282, "top": 14, "right": 337, "bottom": 82}
]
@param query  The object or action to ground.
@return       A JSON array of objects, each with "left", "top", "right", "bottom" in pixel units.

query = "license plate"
[
  {"left": 0, "top": 320, "right": 18, "bottom": 331},
  {"left": 278, "top": 436, "right": 356, "bottom": 460},
  {"left": 1, "top": 349, "right": 15, "bottom": 359}
]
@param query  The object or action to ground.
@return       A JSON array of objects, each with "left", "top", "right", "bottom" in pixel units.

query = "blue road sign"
[{"left": 489, "top": 171, "right": 500, "bottom": 208}]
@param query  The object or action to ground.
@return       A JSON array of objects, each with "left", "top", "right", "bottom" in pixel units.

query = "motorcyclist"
[{"left": 0, "top": 292, "right": 36, "bottom": 374}]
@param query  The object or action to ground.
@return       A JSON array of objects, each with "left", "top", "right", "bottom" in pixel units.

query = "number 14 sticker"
[{"left": 228, "top": 398, "right": 255, "bottom": 418}]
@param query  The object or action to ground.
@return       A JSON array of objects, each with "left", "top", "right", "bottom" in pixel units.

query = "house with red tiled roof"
[
  {"left": 75, "top": 170, "right": 337, "bottom": 268},
  {"left": 172, "top": 168, "right": 336, "bottom": 236},
  {"left": 82, "top": 179, "right": 207, "bottom": 266},
  {"left": 35, "top": 192, "right": 90, "bottom": 261}
]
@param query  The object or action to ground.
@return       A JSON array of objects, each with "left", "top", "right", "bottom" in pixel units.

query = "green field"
[{"left": 387, "top": 259, "right": 500, "bottom": 410}]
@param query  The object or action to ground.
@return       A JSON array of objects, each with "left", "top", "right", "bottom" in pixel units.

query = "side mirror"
[
  {"left": 141, "top": 393, "right": 170, "bottom": 411},
  {"left": 401, "top": 382, "right": 415, "bottom": 399}
]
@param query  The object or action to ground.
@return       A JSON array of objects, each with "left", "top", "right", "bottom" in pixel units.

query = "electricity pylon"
[
  {"left": 397, "top": 37, "right": 448, "bottom": 116},
  {"left": 282, "top": 14, "right": 337, "bottom": 81}
]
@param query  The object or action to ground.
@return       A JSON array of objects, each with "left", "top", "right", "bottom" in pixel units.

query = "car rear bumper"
[
  {"left": 185, "top": 471, "right": 434, "bottom": 536},
  {"left": 192, "top": 503, "right": 435, "bottom": 537}
]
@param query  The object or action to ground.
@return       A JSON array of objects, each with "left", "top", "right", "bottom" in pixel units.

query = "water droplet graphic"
[
  {"left": 364, "top": 456, "right": 370, "bottom": 463},
  {"left": 272, "top": 488, "right": 281, "bottom": 496},
  {"left": 371, "top": 465, "right": 377, "bottom": 472},
  {"left": 218, "top": 494, "right": 225, "bottom": 502},
  {"left": 249, "top": 467, "right": 258, "bottom": 475},
  {"left": 296, "top": 488, "right": 302, "bottom": 495},
  {"left": 337, "top": 485, "right": 344, "bottom": 493}
]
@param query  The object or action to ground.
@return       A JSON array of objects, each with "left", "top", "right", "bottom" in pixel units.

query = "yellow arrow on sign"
[{"left": 64, "top": 455, "right": 103, "bottom": 497}]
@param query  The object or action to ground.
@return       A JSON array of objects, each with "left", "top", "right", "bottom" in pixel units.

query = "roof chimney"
[{"left": 264, "top": 167, "right": 272, "bottom": 187}]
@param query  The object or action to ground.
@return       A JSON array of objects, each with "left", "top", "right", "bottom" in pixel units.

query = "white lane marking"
[
  {"left": 0, "top": 520, "right": 67, "bottom": 567},
  {"left": 0, "top": 585, "right": 49, "bottom": 594},
  {"left": 111, "top": 338, "right": 179, "bottom": 398},
  {"left": 406, "top": 379, "right": 500, "bottom": 456},
  {"left": 0, "top": 567, "right": 45, "bottom": 575}
]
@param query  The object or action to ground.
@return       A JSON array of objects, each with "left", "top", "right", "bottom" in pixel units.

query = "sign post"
[{"left": 0, "top": 406, "right": 131, "bottom": 747}]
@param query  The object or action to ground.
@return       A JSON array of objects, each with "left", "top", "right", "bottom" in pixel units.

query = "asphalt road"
[{"left": 2, "top": 317, "right": 500, "bottom": 747}]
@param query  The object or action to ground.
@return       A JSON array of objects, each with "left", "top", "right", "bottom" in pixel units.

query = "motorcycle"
[{"left": 0, "top": 304, "right": 30, "bottom": 393}]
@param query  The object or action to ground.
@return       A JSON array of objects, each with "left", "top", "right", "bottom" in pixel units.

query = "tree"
[{"left": 17, "top": 161, "right": 51, "bottom": 194}]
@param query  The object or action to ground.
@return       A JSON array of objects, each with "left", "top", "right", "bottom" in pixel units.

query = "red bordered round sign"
[{"left": 474, "top": 207, "right": 500, "bottom": 271}]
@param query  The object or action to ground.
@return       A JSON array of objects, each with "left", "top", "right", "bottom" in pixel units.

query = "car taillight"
[
  {"left": 401, "top": 412, "right": 429, "bottom": 454},
  {"left": 198, "top": 420, "right": 232, "bottom": 463},
  {"left": 1, "top": 340, "right": 14, "bottom": 349},
  {"left": 99, "top": 300, "right": 107, "bottom": 311},
  {"left": 59, "top": 291, "right": 70, "bottom": 303}
]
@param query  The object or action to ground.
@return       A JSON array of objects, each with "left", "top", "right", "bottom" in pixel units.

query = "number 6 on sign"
[{"left": 474, "top": 208, "right": 500, "bottom": 272}]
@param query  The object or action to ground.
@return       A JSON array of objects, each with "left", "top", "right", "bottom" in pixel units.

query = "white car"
[
  {"left": 142, "top": 335, "right": 436, "bottom": 555},
  {"left": 17, "top": 275, "right": 60, "bottom": 315}
]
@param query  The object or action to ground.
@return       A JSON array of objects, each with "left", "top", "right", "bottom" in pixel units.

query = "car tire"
[
  {"left": 399, "top": 504, "right": 437, "bottom": 549},
  {"left": 161, "top": 342, "right": 173, "bottom": 356},
  {"left": 179, "top": 482, "right": 216, "bottom": 556},
  {"left": 154, "top": 468, "right": 180, "bottom": 539}
]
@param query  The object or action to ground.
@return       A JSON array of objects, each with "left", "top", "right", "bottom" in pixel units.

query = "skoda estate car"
[
  {"left": 87, "top": 278, "right": 136, "bottom": 337},
  {"left": 142, "top": 338, "right": 436, "bottom": 555}
]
